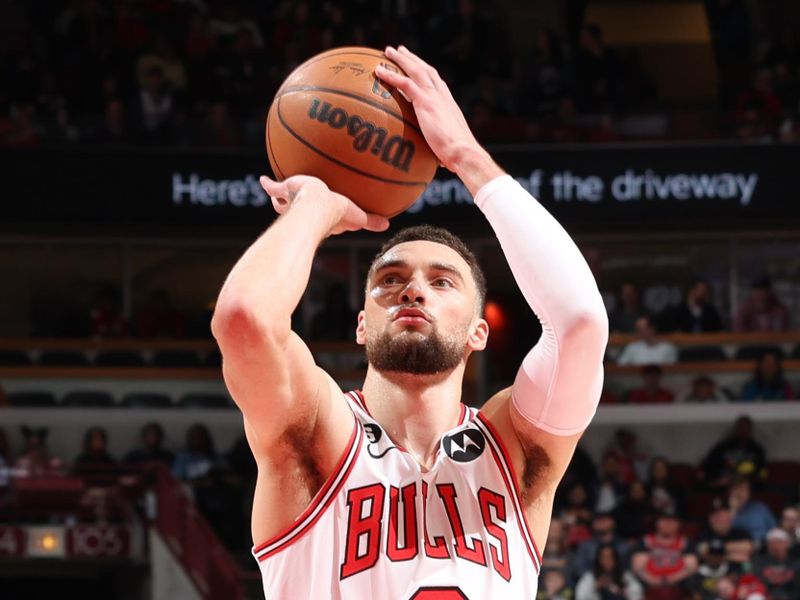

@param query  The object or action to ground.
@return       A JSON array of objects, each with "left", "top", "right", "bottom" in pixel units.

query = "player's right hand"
[{"left": 260, "top": 175, "right": 389, "bottom": 235}]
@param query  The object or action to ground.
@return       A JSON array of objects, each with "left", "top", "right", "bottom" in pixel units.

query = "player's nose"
[{"left": 400, "top": 276, "right": 425, "bottom": 305}]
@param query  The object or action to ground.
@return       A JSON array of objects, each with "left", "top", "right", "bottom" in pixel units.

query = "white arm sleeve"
[{"left": 475, "top": 175, "right": 608, "bottom": 435}]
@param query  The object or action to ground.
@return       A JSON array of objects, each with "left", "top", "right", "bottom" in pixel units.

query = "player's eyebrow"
[{"left": 371, "top": 259, "right": 464, "bottom": 282}]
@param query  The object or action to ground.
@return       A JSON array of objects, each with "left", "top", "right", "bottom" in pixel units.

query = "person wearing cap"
[
  {"left": 695, "top": 497, "right": 754, "bottom": 568},
  {"left": 752, "top": 527, "right": 800, "bottom": 599},
  {"left": 631, "top": 510, "right": 698, "bottom": 594},
  {"left": 686, "top": 539, "right": 735, "bottom": 600}
]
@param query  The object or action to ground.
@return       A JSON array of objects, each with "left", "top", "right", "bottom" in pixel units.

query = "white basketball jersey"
[{"left": 252, "top": 391, "right": 541, "bottom": 599}]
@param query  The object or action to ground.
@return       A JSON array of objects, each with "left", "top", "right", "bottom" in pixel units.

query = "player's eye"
[
  {"left": 381, "top": 274, "right": 401, "bottom": 286},
  {"left": 432, "top": 278, "right": 453, "bottom": 288}
]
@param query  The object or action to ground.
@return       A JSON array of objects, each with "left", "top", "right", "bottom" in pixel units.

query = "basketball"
[{"left": 265, "top": 47, "right": 438, "bottom": 218}]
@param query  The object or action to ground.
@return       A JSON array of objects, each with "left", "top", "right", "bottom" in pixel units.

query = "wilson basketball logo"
[{"left": 307, "top": 97, "right": 416, "bottom": 172}]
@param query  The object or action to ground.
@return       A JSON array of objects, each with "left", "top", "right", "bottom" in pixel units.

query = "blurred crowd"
[
  {"left": 0, "top": 420, "right": 256, "bottom": 557},
  {"left": 1, "top": 0, "right": 798, "bottom": 148},
  {"left": 1, "top": 414, "right": 799, "bottom": 598}
]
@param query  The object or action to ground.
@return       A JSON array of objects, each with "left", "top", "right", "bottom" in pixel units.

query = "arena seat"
[
  {"left": 734, "top": 345, "right": 783, "bottom": 361},
  {"left": 668, "top": 462, "right": 698, "bottom": 487},
  {"left": 151, "top": 350, "right": 203, "bottom": 367},
  {"left": 95, "top": 350, "right": 146, "bottom": 366},
  {"left": 62, "top": 390, "right": 115, "bottom": 407},
  {"left": 677, "top": 346, "right": 727, "bottom": 362},
  {"left": 753, "top": 491, "right": 787, "bottom": 516},
  {"left": 766, "top": 461, "right": 800, "bottom": 485},
  {"left": 0, "top": 349, "right": 32, "bottom": 365},
  {"left": 122, "top": 392, "right": 173, "bottom": 408},
  {"left": 38, "top": 350, "right": 89, "bottom": 366},
  {"left": 688, "top": 491, "right": 717, "bottom": 521},
  {"left": 8, "top": 390, "right": 58, "bottom": 407},
  {"left": 179, "top": 393, "right": 232, "bottom": 408}
]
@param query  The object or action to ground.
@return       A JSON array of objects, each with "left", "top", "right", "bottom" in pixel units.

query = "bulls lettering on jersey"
[{"left": 253, "top": 391, "right": 541, "bottom": 599}]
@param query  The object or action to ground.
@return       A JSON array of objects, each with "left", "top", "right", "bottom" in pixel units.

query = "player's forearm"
[
  {"left": 475, "top": 175, "right": 607, "bottom": 337},
  {"left": 212, "top": 194, "right": 340, "bottom": 341}
]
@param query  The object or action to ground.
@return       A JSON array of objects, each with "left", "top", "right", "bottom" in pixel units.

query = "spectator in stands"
[
  {"left": 605, "top": 428, "right": 650, "bottom": 484},
  {"left": 575, "top": 543, "right": 643, "bottom": 600},
  {"left": 594, "top": 453, "right": 627, "bottom": 513},
  {"left": 570, "top": 513, "right": 631, "bottom": 584},
  {"left": 173, "top": 424, "right": 240, "bottom": 548},
  {"left": 752, "top": 528, "right": 800, "bottom": 599},
  {"left": 573, "top": 24, "right": 620, "bottom": 113},
  {"left": 89, "top": 285, "right": 128, "bottom": 338},
  {"left": 735, "top": 68, "right": 784, "bottom": 140},
  {"left": 648, "top": 457, "right": 684, "bottom": 516},
  {"left": 559, "top": 481, "right": 595, "bottom": 536},
  {"left": 616, "top": 316, "right": 678, "bottom": 366},
  {"left": 614, "top": 479, "right": 653, "bottom": 541},
  {"left": 700, "top": 416, "right": 766, "bottom": 487},
  {"left": 631, "top": 511, "right": 698, "bottom": 593},
  {"left": 15, "top": 426, "right": 64, "bottom": 476},
  {"left": 124, "top": 422, "right": 174, "bottom": 467},
  {"left": 686, "top": 539, "right": 736, "bottom": 600},
  {"left": 135, "top": 289, "right": 186, "bottom": 338},
  {"left": 609, "top": 283, "right": 646, "bottom": 333},
  {"left": 659, "top": 280, "right": 724, "bottom": 333},
  {"left": 695, "top": 497, "right": 754, "bottom": 569},
  {"left": 626, "top": 364, "right": 675, "bottom": 403},
  {"left": 779, "top": 506, "right": 800, "bottom": 557},
  {"left": 679, "top": 375, "right": 730, "bottom": 403},
  {"left": 729, "top": 477, "right": 777, "bottom": 542},
  {"left": 560, "top": 445, "right": 598, "bottom": 499},
  {"left": 136, "top": 35, "right": 187, "bottom": 93},
  {"left": 734, "top": 277, "right": 791, "bottom": 332},
  {"left": 74, "top": 426, "right": 117, "bottom": 471},
  {"left": 310, "top": 282, "right": 357, "bottom": 340},
  {"left": 542, "top": 518, "right": 572, "bottom": 582},
  {"left": 740, "top": 351, "right": 794, "bottom": 401},
  {"left": 537, "top": 569, "right": 572, "bottom": 600},
  {"left": 93, "top": 99, "right": 131, "bottom": 144},
  {"left": 132, "top": 65, "right": 174, "bottom": 142}
]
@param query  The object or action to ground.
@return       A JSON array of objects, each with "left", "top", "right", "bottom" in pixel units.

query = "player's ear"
[
  {"left": 467, "top": 317, "right": 489, "bottom": 351},
  {"left": 355, "top": 310, "right": 367, "bottom": 345}
]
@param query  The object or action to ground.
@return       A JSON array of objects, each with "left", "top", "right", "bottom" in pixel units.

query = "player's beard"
[{"left": 365, "top": 325, "right": 465, "bottom": 375}]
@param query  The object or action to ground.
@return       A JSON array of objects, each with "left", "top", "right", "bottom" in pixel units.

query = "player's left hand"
[{"left": 375, "top": 46, "right": 480, "bottom": 173}]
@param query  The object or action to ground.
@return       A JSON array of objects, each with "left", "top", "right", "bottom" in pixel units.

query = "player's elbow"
[
  {"left": 211, "top": 298, "right": 288, "bottom": 351},
  {"left": 562, "top": 299, "right": 609, "bottom": 353}
]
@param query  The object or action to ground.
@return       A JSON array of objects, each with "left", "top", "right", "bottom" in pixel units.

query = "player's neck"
[{"left": 361, "top": 364, "right": 465, "bottom": 470}]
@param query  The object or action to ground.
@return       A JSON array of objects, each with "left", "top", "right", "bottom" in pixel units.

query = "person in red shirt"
[
  {"left": 632, "top": 511, "right": 698, "bottom": 594},
  {"left": 626, "top": 365, "right": 675, "bottom": 404}
]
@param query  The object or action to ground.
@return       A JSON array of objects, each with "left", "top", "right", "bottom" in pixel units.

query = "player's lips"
[{"left": 392, "top": 307, "right": 431, "bottom": 324}]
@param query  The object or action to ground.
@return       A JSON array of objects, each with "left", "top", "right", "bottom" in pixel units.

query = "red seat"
[
  {"left": 766, "top": 461, "right": 800, "bottom": 485},
  {"left": 753, "top": 491, "right": 786, "bottom": 516},
  {"left": 669, "top": 463, "right": 697, "bottom": 488}
]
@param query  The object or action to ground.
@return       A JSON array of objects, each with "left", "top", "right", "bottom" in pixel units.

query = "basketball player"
[{"left": 212, "top": 46, "right": 608, "bottom": 598}]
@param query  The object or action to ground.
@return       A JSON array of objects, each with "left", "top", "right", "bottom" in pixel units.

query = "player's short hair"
[{"left": 368, "top": 225, "right": 486, "bottom": 312}]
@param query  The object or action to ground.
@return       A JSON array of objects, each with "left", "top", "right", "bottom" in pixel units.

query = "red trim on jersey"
[
  {"left": 353, "top": 389, "right": 370, "bottom": 414},
  {"left": 458, "top": 403, "right": 467, "bottom": 425},
  {"left": 475, "top": 413, "right": 543, "bottom": 569},
  {"left": 252, "top": 419, "right": 362, "bottom": 559}
]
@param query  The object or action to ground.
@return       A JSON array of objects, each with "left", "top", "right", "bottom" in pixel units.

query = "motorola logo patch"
[{"left": 443, "top": 429, "right": 486, "bottom": 463}]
